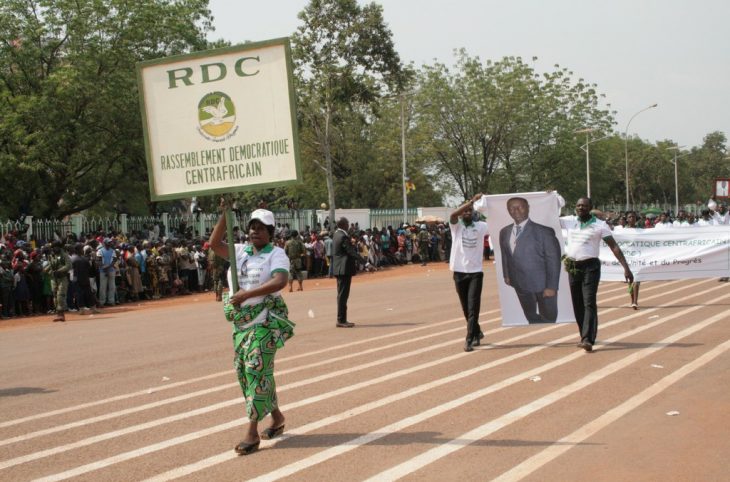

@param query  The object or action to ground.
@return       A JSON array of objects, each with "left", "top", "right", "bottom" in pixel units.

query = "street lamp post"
[
  {"left": 400, "top": 93, "right": 408, "bottom": 225},
  {"left": 624, "top": 103, "right": 658, "bottom": 210},
  {"left": 575, "top": 128, "right": 611, "bottom": 198},
  {"left": 667, "top": 146, "right": 688, "bottom": 215}
]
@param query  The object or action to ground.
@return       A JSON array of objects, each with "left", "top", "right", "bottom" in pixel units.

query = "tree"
[
  {"left": 291, "top": 0, "right": 405, "bottom": 227},
  {"left": 689, "top": 131, "right": 728, "bottom": 202},
  {"left": 0, "top": 0, "right": 212, "bottom": 219},
  {"left": 415, "top": 52, "right": 615, "bottom": 201},
  {"left": 364, "top": 94, "right": 443, "bottom": 208}
]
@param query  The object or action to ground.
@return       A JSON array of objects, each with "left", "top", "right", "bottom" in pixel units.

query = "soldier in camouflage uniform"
[
  {"left": 45, "top": 241, "right": 72, "bottom": 322},
  {"left": 156, "top": 246, "right": 172, "bottom": 297},
  {"left": 209, "top": 245, "right": 227, "bottom": 301},
  {"left": 417, "top": 224, "right": 431, "bottom": 266},
  {"left": 146, "top": 246, "right": 160, "bottom": 299}
]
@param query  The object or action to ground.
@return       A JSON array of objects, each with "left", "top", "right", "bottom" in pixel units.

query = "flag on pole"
[{"left": 405, "top": 178, "right": 416, "bottom": 193}]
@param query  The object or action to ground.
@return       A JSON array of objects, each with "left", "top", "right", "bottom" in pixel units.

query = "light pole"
[
  {"left": 575, "top": 128, "right": 611, "bottom": 198},
  {"left": 667, "top": 146, "right": 688, "bottom": 215},
  {"left": 624, "top": 103, "right": 658, "bottom": 210},
  {"left": 400, "top": 93, "right": 408, "bottom": 225}
]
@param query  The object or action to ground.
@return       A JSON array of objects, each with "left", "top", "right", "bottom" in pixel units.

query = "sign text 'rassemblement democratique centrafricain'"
[{"left": 137, "top": 38, "right": 301, "bottom": 201}]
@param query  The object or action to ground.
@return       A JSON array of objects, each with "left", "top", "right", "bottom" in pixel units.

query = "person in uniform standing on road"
[
  {"left": 209, "top": 207, "right": 295, "bottom": 455},
  {"left": 284, "top": 230, "right": 305, "bottom": 292},
  {"left": 560, "top": 197, "right": 634, "bottom": 352},
  {"left": 450, "top": 194, "right": 490, "bottom": 352},
  {"left": 45, "top": 241, "right": 72, "bottom": 322}
]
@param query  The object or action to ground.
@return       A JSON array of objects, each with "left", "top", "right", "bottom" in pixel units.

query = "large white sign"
[
  {"left": 137, "top": 38, "right": 301, "bottom": 201},
  {"left": 600, "top": 227, "right": 730, "bottom": 281}
]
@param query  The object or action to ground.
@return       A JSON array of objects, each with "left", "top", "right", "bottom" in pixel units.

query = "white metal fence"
[
  {"left": 0, "top": 209, "right": 320, "bottom": 244},
  {"left": 4, "top": 203, "right": 706, "bottom": 245}
]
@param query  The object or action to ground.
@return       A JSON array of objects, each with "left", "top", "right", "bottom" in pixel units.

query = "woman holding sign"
[{"left": 209, "top": 207, "right": 295, "bottom": 455}]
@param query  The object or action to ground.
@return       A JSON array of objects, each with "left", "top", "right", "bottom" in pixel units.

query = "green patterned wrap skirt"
[{"left": 223, "top": 293, "right": 295, "bottom": 421}]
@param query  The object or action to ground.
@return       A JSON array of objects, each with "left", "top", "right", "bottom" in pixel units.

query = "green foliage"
[
  {"left": 0, "top": 0, "right": 213, "bottom": 219},
  {"left": 414, "top": 52, "right": 616, "bottom": 201},
  {"left": 289, "top": 0, "right": 413, "bottom": 221},
  {"left": 688, "top": 131, "right": 729, "bottom": 201},
  {"left": 1, "top": 0, "right": 726, "bottom": 220}
]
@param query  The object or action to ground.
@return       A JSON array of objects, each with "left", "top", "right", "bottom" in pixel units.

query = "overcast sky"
[{"left": 208, "top": 0, "right": 729, "bottom": 149}]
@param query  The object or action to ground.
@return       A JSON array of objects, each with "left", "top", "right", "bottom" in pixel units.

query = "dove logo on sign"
[{"left": 197, "top": 92, "right": 238, "bottom": 141}]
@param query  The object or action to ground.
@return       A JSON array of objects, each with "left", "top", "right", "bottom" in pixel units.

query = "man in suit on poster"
[{"left": 499, "top": 197, "right": 562, "bottom": 323}]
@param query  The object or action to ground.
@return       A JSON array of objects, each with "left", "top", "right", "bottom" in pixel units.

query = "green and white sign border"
[{"left": 136, "top": 37, "right": 302, "bottom": 201}]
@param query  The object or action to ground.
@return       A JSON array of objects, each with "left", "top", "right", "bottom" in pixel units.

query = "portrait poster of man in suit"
[{"left": 485, "top": 192, "right": 575, "bottom": 326}]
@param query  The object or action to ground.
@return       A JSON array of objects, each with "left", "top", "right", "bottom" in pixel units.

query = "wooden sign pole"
[{"left": 225, "top": 208, "right": 239, "bottom": 294}]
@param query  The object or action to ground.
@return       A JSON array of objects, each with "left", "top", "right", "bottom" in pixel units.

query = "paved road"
[{"left": 1, "top": 261, "right": 728, "bottom": 481}]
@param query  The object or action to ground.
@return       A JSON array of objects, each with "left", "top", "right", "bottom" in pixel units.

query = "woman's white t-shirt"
[{"left": 226, "top": 243, "right": 289, "bottom": 307}]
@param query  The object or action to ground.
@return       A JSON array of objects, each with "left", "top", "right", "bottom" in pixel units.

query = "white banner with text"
[{"left": 599, "top": 227, "right": 730, "bottom": 281}]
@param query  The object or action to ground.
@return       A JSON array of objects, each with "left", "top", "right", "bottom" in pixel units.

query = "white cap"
[{"left": 249, "top": 209, "right": 275, "bottom": 227}]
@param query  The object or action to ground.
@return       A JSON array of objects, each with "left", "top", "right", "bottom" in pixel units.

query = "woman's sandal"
[
  {"left": 260, "top": 424, "right": 285, "bottom": 440},
  {"left": 234, "top": 439, "right": 260, "bottom": 455}
]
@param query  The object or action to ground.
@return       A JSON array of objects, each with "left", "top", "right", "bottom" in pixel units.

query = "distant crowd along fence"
[
  {"left": 0, "top": 208, "right": 431, "bottom": 244},
  {"left": 0, "top": 211, "right": 319, "bottom": 244},
  {"left": 3, "top": 202, "right": 707, "bottom": 244}
]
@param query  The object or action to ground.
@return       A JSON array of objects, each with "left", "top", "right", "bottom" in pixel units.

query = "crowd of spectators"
[
  {"left": 4, "top": 200, "right": 725, "bottom": 320},
  {"left": 0, "top": 219, "right": 454, "bottom": 320},
  {"left": 273, "top": 221, "right": 454, "bottom": 277},
  {"left": 601, "top": 202, "right": 729, "bottom": 229}
]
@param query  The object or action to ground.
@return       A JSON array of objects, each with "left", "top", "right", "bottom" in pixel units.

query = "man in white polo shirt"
[
  {"left": 450, "top": 193, "right": 490, "bottom": 352},
  {"left": 560, "top": 197, "right": 634, "bottom": 352}
]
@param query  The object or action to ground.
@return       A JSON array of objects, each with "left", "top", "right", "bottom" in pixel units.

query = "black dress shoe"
[
  {"left": 473, "top": 331, "right": 485, "bottom": 346},
  {"left": 336, "top": 321, "right": 355, "bottom": 328},
  {"left": 464, "top": 339, "right": 474, "bottom": 352},
  {"left": 578, "top": 341, "right": 593, "bottom": 352}
]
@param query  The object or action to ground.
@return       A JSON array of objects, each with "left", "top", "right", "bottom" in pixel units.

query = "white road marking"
[
  {"left": 0, "top": 315, "right": 492, "bottom": 447},
  {"left": 1, "top": 315, "right": 506, "bottom": 471},
  {"left": 255, "top": 297, "right": 730, "bottom": 482},
  {"left": 365, "top": 315, "right": 730, "bottom": 482},
  {"left": 0, "top": 371, "right": 230, "bottom": 430},
  {"left": 0, "top": 279, "right": 663, "bottom": 439},
  {"left": 492, "top": 338, "right": 730, "bottom": 481},
  {"left": 0, "top": 308, "right": 500, "bottom": 430},
  {"left": 1, "top": 280, "right": 688, "bottom": 479},
  {"left": 0, "top": 279, "right": 638, "bottom": 436},
  {"left": 1, "top": 279, "right": 641, "bottom": 431},
  {"left": 140, "top": 282, "right": 705, "bottom": 482}
]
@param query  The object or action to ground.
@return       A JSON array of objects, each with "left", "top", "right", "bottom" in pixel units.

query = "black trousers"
[
  {"left": 515, "top": 290, "right": 558, "bottom": 323},
  {"left": 568, "top": 258, "right": 601, "bottom": 344},
  {"left": 76, "top": 281, "right": 96, "bottom": 309},
  {"left": 453, "top": 271, "right": 484, "bottom": 341},
  {"left": 335, "top": 275, "right": 352, "bottom": 323}
]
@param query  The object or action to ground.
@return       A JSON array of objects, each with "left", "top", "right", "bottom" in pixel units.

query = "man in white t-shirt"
[
  {"left": 709, "top": 200, "right": 730, "bottom": 225},
  {"left": 560, "top": 197, "right": 634, "bottom": 352},
  {"left": 449, "top": 193, "right": 490, "bottom": 352}
]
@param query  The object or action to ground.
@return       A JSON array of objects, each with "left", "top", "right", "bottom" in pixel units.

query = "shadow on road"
[{"left": 0, "top": 386, "right": 58, "bottom": 397}]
